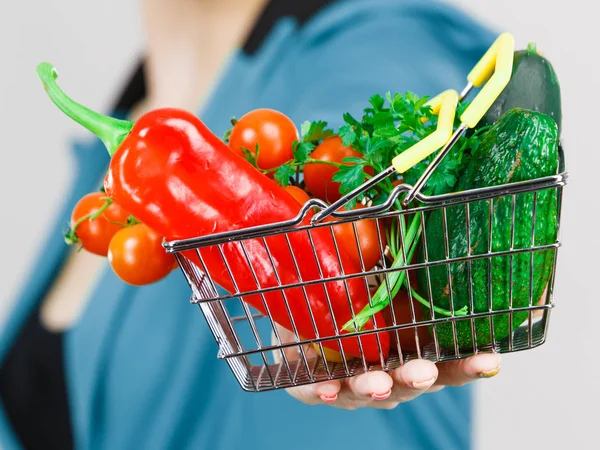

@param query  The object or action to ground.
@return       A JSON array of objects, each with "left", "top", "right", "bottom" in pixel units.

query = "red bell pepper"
[{"left": 36, "top": 63, "right": 390, "bottom": 362}]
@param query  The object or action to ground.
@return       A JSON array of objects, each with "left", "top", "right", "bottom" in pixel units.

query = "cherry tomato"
[
  {"left": 108, "top": 224, "right": 174, "bottom": 286},
  {"left": 284, "top": 185, "right": 311, "bottom": 205},
  {"left": 284, "top": 185, "right": 316, "bottom": 219},
  {"left": 314, "top": 288, "right": 430, "bottom": 361},
  {"left": 332, "top": 204, "right": 387, "bottom": 271},
  {"left": 303, "top": 136, "right": 373, "bottom": 203},
  {"left": 70, "top": 192, "right": 130, "bottom": 256},
  {"left": 381, "top": 289, "right": 433, "bottom": 350},
  {"left": 228, "top": 108, "right": 299, "bottom": 171}
]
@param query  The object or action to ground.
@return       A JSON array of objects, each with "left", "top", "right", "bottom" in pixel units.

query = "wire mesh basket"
[{"left": 164, "top": 148, "right": 566, "bottom": 392}]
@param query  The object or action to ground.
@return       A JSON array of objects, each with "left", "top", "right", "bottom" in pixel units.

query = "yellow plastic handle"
[
  {"left": 417, "top": 90, "right": 448, "bottom": 124},
  {"left": 461, "top": 32, "right": 515, "bottom": 128},
  {"left": 392, "top": 89, "right": 458, "bottom": 174},
  {"left": 424, "top": 91, "right": 447, "bottom": 115}
]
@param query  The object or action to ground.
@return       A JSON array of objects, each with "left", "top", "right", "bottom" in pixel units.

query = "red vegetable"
[
  {"left": 108, "top": 224, "right": 174, "bottom": 286},
  {"left": 381, "top": 290, "right": 432, "bottom": 351},
  {"left": 283, "top": 185, "right": 315, "bottom": 218},
  {"left": 37, "top": 63, "right": 390, "bottom": 362},
  {"left": 332, "top": 203, "right": 387, "bottom": 271},
  {"left": 284, "top": 185, "right": 311, "bottom": 205},
  {"left": 228, "top": 108, "right": 298, "bottom": 171},
  {"left": 304, "top": 136, "right": 374, "bottom": 203},
  {"left": 68, "top": 192, "right": 130, "bottom": 256}
]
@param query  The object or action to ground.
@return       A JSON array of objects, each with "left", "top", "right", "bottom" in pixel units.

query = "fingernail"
[
  {"left": 411, "top": 377, "right": 436, "bottom": 390},
  {"left": 479, "top": 367, "right": 500, "bottom": 378},
  {"left": 371, "top": 389, "right": 392, "bottom": 401},
  {"left": 319, "top": 393, "right": 338, "bottom": 403}
]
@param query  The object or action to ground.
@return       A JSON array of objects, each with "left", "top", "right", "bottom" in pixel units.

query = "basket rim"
[{"left": 164, "top": 165, "right": 567, "bottom": 253}]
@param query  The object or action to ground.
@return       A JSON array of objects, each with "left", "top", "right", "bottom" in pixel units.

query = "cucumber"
[
  {"left": 417, "top": 108, "right": 560, "bottom": 349},
  {"left": 479, "top": 43, "right": 562, "bottom": 133}
]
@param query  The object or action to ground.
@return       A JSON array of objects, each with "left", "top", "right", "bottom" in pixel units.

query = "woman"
[{"left": 0, "top": 0, "right": 501, "bottom": 449}]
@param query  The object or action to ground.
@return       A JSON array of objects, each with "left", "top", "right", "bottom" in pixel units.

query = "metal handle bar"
[{"left": 164, "top": 167, "right": 566, "bottom": 252}]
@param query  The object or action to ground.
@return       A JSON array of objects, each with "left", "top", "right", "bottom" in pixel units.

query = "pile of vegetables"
[{"left": 38, "top": 41, "right": 562, "bottom": 357}]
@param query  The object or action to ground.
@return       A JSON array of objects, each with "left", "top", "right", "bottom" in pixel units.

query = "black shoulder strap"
[
  {"left": 111, "top": 59, "right": 146, "bottom": 114},
  {"left": 243, "top": 0, "right": 338, "bottom": 55}
]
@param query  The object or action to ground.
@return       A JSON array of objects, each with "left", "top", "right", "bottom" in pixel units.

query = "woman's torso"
[{"left": 0, "top": 1, "right": 495, "bottom": 448}]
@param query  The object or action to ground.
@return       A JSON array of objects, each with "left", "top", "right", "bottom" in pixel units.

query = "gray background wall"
[
  {"left": 0, "top": 1, "right": 596, "bottom": 449},
  {"left": 0, "top": 0, "right": 143, "bottom": 318}
]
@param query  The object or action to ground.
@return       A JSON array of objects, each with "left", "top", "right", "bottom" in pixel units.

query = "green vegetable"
[
  {"left": 479, "top": 43, "right": 562, "bottom": 133},
  {"left": 300, "top": 120, "right": 334, "bottom": 142},
  {"left": 417, "top": 108, "right": 560, "bottom": 349}
]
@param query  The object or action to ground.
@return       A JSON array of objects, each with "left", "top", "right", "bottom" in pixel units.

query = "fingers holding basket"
[
  {"left": 274, "top": 327, "right": 501, "bottom": 409},
  {"left": 353, "top": 359, "right": 441, "bottom": 409},
  {"left": 287, "top": 370, "right": 393, "bottom": 410},
  {"left": 389, "top": 359, "right": 438, "bottom": 397},
  {"left": 286, "top": 359, "right": 444, "bottom": 410},
  {"left": 338, "top": 370, "right": 394, "bottom": 408},
  {"left": 435, "top": 352, "right": 501, "bottom": 387},
  {"left": 286, "top": 379, "right": 343, "bottom": 406},
  {"left": 318, "top": 359, "right": 440, "bottom": 410}
]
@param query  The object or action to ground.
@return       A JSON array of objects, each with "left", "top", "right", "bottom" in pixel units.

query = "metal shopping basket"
[{"left": 163, "top": 33, "right": 568, "bottom": 392}]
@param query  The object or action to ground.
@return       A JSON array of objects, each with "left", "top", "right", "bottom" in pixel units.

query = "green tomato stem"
[
  {"left": 64, "top": 197, "right": 114, "bottom": 245},
  {"left": 263, "top": 158, "right": 345, "bottom": 174}
]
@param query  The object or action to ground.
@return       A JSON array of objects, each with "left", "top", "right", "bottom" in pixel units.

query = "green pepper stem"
[
  {"left": 527, "top": 42, "right": 538, "bottom": 55},
  {"left": 36, "top": 62, "right": 134, "bottom": 157}
]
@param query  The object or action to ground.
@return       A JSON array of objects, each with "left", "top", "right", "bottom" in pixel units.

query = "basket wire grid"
[{"left": 165, "top": 151, "right": 567, "bottom": 392}]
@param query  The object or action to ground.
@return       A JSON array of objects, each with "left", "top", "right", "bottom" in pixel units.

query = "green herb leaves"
[
  {"left": 268, "top": 121, "right": 337, "bottom": 187},
  {"left": 301, "top": 120, "right": 333, "bottom": 142},
  {"left": 274, "top": 164, "right": 296, "bottom": 187},
  {"left": 292, "top": 141, "right": 314, "bottom": 163},
  {"left": 338, "top": 124, "right": 357, "bottom": 147},
  {"left": 332, "top": 158, "right": 367, "bottom": 196}
]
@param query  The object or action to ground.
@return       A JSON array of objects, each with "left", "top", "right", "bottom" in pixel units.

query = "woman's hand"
[{"left": 274, "top": 325, "right": 500, "bottom": 410}]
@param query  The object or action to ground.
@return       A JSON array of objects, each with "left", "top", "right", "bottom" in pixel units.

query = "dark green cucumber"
[
  {"left": 480, "top": 43, "right": 562, "bottom": 133},
  {"left": 417, "top": 108, "right": 560, "bottom": 349}
]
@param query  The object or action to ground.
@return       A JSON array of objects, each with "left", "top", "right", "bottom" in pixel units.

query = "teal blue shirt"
[{"left": 0, "top": 1, "right": 495, "bottom": 448}]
